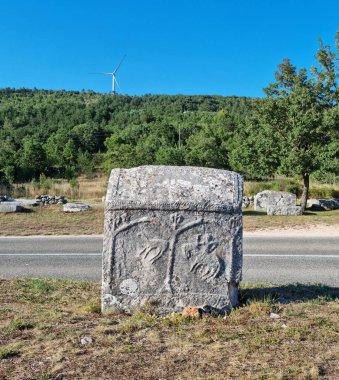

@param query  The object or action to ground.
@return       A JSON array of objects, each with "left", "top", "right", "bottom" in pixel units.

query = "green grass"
[{"left": 0, "top": 347, "right": 20, "bottom": 360}]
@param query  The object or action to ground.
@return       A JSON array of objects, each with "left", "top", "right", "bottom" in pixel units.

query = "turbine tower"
[{"left": 98, "top": 55, "right": 126, "bottom": 95}]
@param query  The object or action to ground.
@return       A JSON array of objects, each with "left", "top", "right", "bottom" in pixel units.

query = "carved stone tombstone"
[{"left": 102, "top": 166, "right": 243, "bottom": 314}]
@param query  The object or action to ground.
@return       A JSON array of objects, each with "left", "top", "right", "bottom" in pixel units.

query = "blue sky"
[{"left": 1, "top": 0, "right": 338, "bottom": 97}]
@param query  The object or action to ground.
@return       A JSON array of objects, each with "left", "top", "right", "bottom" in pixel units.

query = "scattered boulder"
[
  {"left": 35, "top": 195, "right": 67, "bottom": 205},
  {"left": 254, "top": 190, "right": 296, "bottom": 212},
  {"left": 63, "top": 202, "right": 91, "bottom": 212},
  {"left": 307, "top": 198, "right": 339, "bottom": 211},
  {"left": 269, "top": 312, "right": 280, "bottom": 319}
]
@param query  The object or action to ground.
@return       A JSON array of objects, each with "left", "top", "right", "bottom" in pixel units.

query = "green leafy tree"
[
  {"left": 232, "top": 32, "right": 339, "bottom": 211},
  {"left": 63, "top": 139, "right": 77, "bottom": 165},
  {"left": 0, "top": 141, "right": 16, "bottom": 185},
  {"left": 185, "top": 124, "right": 230, "bottom": 169},
  {"left": 155, "top": 146, "right": 186, "bottom": 165},
  {"left": 19, "top": 137, "right": 46, "bottom": 180}
]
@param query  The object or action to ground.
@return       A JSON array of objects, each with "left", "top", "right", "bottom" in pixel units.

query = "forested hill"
[{"left": 0, "top": 88, "right": 255, "bottom": 184}]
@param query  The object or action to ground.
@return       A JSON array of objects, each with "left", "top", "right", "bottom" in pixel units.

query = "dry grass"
[
  {"left": 11, "top": 175, "right": 108, "bottom": 202},
  {"left": 0, "top": 279, "right": 338, "bottom": 379},
  {"left": 1, "top": 205, "right": 339, "bottom": 236},
  {"left": 243, "top": 209, "right": 339, "bottom": 232},
  {"left": 0, "top": 204, "right": 104, "bottom": 236}
]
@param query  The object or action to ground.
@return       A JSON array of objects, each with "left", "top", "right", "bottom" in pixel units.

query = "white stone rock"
[
  {"left": 80, "top": 336, "right": 93, "bottom": 345},
  {"left": 267, "top": 205, "right": 302, "bottom": 216},
  {"left": 63, "top": 203, "right": 90, "bottom": 212},
  {"left": 0, "top": 204, "right": 24, "bottom": 213},
  {"left": 254, "top": 190, "right": 296, "bottom": 212},
  {"left": 12, "top": 199, "right": 39, "bottom": 207}
]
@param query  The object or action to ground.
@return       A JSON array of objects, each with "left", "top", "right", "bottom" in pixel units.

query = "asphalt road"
[{"left": 0, "top": 236, "right": 338, "bottom": 286}]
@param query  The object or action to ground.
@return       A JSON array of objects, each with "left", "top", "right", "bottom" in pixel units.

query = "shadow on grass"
[
  {"left": 242, "top": 210, "right": 266, "bottom": 216},
  {"left": 302, "top": 211, "right": 318, "bottom": 216},
  {"left": 19, "top": 208, "right": 34, "bottom": 214},
  {"left": 240, "top": 283, "right": 339, "bottom": 304}
]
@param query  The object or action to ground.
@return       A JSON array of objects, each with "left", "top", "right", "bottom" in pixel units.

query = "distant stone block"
[
  {"left": 102, "top": 165, "right": 243, "bottom": 315},
  {"left": 63, "top": 203, "right": 90, "bottom": 212},
  {"left": 13, "top": 199, "right": 39, "bottom": 207},
  {"left": 0, "top": 204, "right": 24, "bottom": 213},
  {"left": 267, "top": 205, "right": 302, "bottom": 216},
  {"left": 254, "top": 190, "right": 296, "bottom": 212}
]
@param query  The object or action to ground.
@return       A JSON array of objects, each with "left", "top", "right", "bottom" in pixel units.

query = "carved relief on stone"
[
  {"left": 102, "top": 166, "right": 243, "bottom": 314},
  {"left": 109, "top": 211, "right": 230, "bottom": 293}
]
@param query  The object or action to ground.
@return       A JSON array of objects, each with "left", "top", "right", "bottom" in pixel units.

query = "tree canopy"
[
  {"left": 0, "top": 90, "right": 253, "bottom": 184},
  {"left": 230, "top": 32, "right": 339, "bottom": 210}
]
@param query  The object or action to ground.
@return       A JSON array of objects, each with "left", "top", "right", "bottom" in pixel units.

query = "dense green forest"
[
  {"left": 0, "top": 32, "right": 339, "bottom": 211},
  {"left": 0, "top": 89, "right": 254, "bottom": 183}
]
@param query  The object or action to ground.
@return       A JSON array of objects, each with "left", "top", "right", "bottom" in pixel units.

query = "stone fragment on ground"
[
  {"left": 267, "top": 205, "right": 302, "bottom": 216},
  {"left": 80, "top": 336, "right": 93, "bottom": 345},
  {"left": 0, "top": 203, "right": 25, "bottom": 213},
  {"left": 102, "top": 165, "right": 243, "bottom": 315},
  {"left": 63, "top": 202, "right": 91, "bottom": 212},
  {"left": 269, "top": 312, "right": 280, "bottom": 319}
]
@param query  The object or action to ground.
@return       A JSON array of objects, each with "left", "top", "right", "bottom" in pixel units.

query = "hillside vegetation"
[
  {"left": 0, "top": 89, "right": 253, "bottom": 185},
  {"left": 1, "top": 31, "right": 339, "bottom": 211}
]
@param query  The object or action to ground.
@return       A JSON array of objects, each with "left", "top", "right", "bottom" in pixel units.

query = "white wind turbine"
[{"left": 97, "top": 55, "right": 126, "bottom": 95}]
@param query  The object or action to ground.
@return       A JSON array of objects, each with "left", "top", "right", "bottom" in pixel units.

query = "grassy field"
[
  {"left": 0, "top": 279, "right": 338, "bottom": 379},
  {"left": 0, "top": 204, "right": 338, "bottom": 236},
  {"left": 8, "top": 176, "right": 339, "bottom": 201},
  {"left": 0, "top": 205, "right": 104, "bottom": 236},
  {"left": 243, "top": 209, "right": 339, "bottom": 232}
]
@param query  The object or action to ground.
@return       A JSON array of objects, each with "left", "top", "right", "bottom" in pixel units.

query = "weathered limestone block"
[
  {"left": 13, "top": 199, "right": 39, "bottom": 207},
  {"left": 0, "top": 203, "right": 24, "bottom": 213},
  {"left": 254, "top": 190, "right": 296, "bottom": 212},
  {"left": 63, "top": 202, "right": 90, "bottom": 212},
  {"left": 102, "top": 165, "right": 243, "bottom": 315},
  {"left": 267, "top": 205, "right": 302, "bottom": 216}
]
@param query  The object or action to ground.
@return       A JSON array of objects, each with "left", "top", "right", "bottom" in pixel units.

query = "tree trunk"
[{"left": 300, "top": 173, "right": 310, "bottom": 213}]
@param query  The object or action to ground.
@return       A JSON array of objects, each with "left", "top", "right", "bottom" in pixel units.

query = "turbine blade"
[
  {"left": 115, "top": 77, "right": 122, "bottom": 93},
  {"left": 112, "top": 54, "right": 126, "bottom": 74},
  {"left": 90, "top": 72, "right": 113, "bottom": 75}
]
